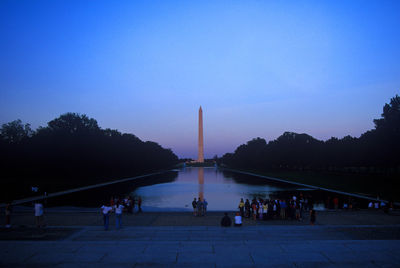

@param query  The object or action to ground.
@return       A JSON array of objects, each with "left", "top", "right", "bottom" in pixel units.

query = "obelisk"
[{"left": 197, "top": 106, "right": 204, "bottom": 163}]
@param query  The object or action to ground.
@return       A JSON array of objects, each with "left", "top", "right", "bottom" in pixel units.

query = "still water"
[{"left": 132, "top": 167, "right": 314, "bottom": 211}]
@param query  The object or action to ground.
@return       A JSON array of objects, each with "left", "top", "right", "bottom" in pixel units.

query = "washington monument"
[{"left": 198, "top": 106, "right": 204, "bottom": 163}]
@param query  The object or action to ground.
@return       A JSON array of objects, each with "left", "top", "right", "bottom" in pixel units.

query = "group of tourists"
[
  {"left": 325, "top": 196, "right": 356, "bottom": 210},
  {"left": 100, "top": 196, "right": 142, "bottom": 230},
  {"left": 237, "top": 194, "right": 315, "bottom": 222},
  {"left": 368, "top": 200, "right": 394, "bottom": 214},
  {"left": 191, "top": 197, "right": 208, "bottom": 216},
  {"left": 108, "top": 195, "right": 142, "bottom": 214}
]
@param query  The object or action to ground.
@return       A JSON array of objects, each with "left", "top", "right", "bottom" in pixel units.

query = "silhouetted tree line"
[
  {"left": 0, "top": 113, "right": 178, "bottom": 196},
  {"left": 221, "top": 95, "right": 400, "bottom": 175}
]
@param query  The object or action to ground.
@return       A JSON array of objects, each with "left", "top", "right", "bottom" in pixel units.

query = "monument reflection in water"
[
  {"left": 198, "top": 167, "right": 204, "bottom": 202},
  {"left": 132, "top": 167, "right": 311, "bottom": 211}
]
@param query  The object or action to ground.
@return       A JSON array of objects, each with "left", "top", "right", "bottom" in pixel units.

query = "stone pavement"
[
  {"left": 5, "top": 209, "right": 400, "bottom": 227},
  {"left": 1, "top": 225, "right": 400, "bottom": 267}
]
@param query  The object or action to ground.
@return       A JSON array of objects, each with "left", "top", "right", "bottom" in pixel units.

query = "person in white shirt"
[
  {"left": 114, "top": 200, "right": 124, "bottom": 229},
  {"left": 34, "top": 201, "right": 45, "bottom": 228},
  {"left": 101, "top": 202, "right": 113, "bottom": 230},
  {"left": 234, "top": 212, "right": 242, "bottom": 227}
]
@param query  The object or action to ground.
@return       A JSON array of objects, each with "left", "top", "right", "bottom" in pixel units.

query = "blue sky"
[{"left": 1, "top": 0, "right": 399, "bottom": 158}]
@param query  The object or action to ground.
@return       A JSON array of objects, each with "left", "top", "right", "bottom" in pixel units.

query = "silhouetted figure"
[
  {"left": 197, "top": 198, "right": 204, "bottom": 216},
  {"left": 5, "top": 202, "right": 12, "bottom": 228},
  {"left": 310, "top": 208, "right": 316, "bottom": 226},
  {"left": 127, "top": 196, "right": 133, "bottom": 213},
  {"left": 244, "top": 199, "right": 250, "bottom": 218},
  {"left": 238, "top": 198, "right": 245, "bottom": 217},
  {"left": 221, "top": 213, "right": 232, "bottom": 227},
  {"left": 138, "top": 196, "right": 142, "bottom": 213},
  {"left": 203, "top": 199, "right": 208, "bottom": 215},
  {"left": 192, "top": 198, "right": 197, "bottom": 216}
]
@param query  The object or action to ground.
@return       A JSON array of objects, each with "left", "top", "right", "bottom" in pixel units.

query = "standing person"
[
  {"left": 333, "top": 197, "right": 339, "bottom": 210},
  {"left": 244, "top": 199, "right": 250, "bottom": 218},
  {"left": 131, "top": 196, "right": 136, "bottom": 213},
  {"left": 114, "top": 200, "right": 124, "bottom": 229},
  {"left": 257, "top": 198, "right": 264, "bottom": 219},
  {"left": 349, "top": 198, "right": 353, "bottom": 210},
  {"left": 127, "top": 196, "right": 133, "bottom": 214},
  {"left": 220, "top": 213, "right": 232, "bottom": 227},
  {"left": 197, "top": 198, "right": 204, "bottom": 216},
  {"left": 368, "top": 202, "right": 374, "bottom": 209},
  {"left": 34, "top": 200, "right": 45, "bottom": 228},
  {"left": 138, "top": 196, "right": 142, "bottom": 213},
  {"left": 267, "top": 200, "right": 273, "bottom": 220},
  {"left": 250, "top": 199, "right": 257, "bottom": 216},
  {"left": 290, "top": 200, "right": 296, "bottom": 220},
  {"left": 192, "top": 198, "right": 197, "bottom": 216},
  {"left": 262, "top": 202, "right": 268, "bottom": 220},
  {"left": 295, "top": 203, "right": 301, "bottom": 221},
  {"left": 276, "top": 199, "right": 281, "bottom": 219},
  {"left": 5, "top": 202, "right": 12, "bottom": 228},
  {"left": 234, "top": 212, "right": 242, "bottom": 227},
  {"left": 389, "top": 200, "right": 394, "bottom": 213},
  {"left": 238, "top": 198, "right": 245, "bottom": 217},
  {"left": 280, "top": 200, "right": 286, "bottom": 219},
  {"left": 310, "top": 207, "right": 316, "bottom": 226},
  {"left": 101, "top": 202, "right": 113, "bottom": 231},
  {"left": 273, "top": 200, "right": 278, "bottom": 219},
  {"left": 304, "top": 197, "right": 309, "bottom": 211},
  {"left": 251, "top": 201, "right": 257, "bottom": 220},
  {"left": 203, "top": 199, "right": 208, "bottom": 215},
  {"left": 122, "top": 196, "right": 129, "bottom": 212}
]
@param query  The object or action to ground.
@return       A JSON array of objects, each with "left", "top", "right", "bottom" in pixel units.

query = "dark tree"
[
  {"left": 0, "top": 113, "right": 178, "bottom": 202},
  {"left": 222, "top": 94, "right": 400, "bottom": 173},
  {"left": 0, "top": 119, "right": 33, "bottom": 143}
]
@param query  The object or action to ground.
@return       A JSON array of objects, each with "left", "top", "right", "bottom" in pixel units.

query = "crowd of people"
[
  {"left": 236, "top": 194, "right": 315, "bottom": 222},
  {"left": 191, "top": 197, "right": 208, "bottom": 216},
  {"left": 1, "top": 193, "right": 396, "bottom": 229},
  {"left": 218, "top": 195, "right": 318, "bottom": 227},
  {"left": 107, "top": 195, "right": 142, "bottom": 214},
  {"left": 100, "top": 196, "right": 142, "bottom": 230}
]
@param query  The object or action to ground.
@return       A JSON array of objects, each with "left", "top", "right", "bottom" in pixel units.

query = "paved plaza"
[
  {"left": 1, "top": 210, "right": 400, "bottom": 267},
  {"left": 1, "top": 225, "right": 400, "bottom": 267}
]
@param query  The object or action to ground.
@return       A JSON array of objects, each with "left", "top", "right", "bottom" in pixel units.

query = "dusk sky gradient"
[{"left": 1, "top": 0, "right": 399, "bottom": 158}]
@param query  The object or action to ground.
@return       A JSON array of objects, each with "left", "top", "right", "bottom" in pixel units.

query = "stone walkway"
[
  {"left": 1, "top": 210, "right": 400, "bottom": 267},
  {"left": 1, "top": 225, "right": 400, "bottom": 267},
  {"left": 5, "top": 209, "right": 400, "bottom": 227}
]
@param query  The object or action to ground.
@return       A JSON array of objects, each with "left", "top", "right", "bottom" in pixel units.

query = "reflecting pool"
[
  {"left": 46, "top": 167, "right": 363, "bottom": 210},
  {"left": 133, "top": 167, "right": 315, "bottom": 211}
]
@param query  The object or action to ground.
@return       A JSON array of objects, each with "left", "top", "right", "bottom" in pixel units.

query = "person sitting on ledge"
[
  {"left": 234, "top": 212, "right": 242, "bottom": 227},
  {"left": 220, "top": 212, "right": 232, "bottom": 227}
]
